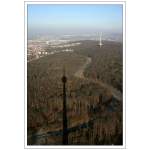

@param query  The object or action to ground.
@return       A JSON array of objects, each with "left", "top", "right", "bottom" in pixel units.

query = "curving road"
[{"left": 74, "top": 56, "right": 122, "bottom": 101}]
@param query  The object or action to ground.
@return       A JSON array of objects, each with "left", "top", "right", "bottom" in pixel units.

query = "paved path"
[
  {"left": 74, "top": 56, "right": 122, "bottom": 101},
  {"left": 74, "top": 57, "right": 92, "bottom": 78}
]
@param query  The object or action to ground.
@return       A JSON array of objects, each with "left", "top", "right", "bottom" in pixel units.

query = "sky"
[{"left": 27, "top": 4, "right": 123, "bottom": 37}]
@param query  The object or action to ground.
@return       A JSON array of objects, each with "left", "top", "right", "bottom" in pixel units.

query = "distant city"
[
  {"left": 27, "top": 33, "right": 122, "bottom": 62},
  {"left": 27, "top": 38, "right": 80, "bottom": 62}
]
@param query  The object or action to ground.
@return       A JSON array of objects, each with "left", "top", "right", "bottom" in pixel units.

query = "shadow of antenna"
[{"left": 61, "top": 65, "right": 68, "bottom": 145}]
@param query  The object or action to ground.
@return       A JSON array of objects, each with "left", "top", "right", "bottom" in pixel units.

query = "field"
[{"left": 27, "top": 40, "right": 123, "bottom": 145}]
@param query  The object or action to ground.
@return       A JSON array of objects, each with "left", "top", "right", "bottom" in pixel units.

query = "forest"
[{"left": 27, "top": 40, "right": 123, "bottom": 145}]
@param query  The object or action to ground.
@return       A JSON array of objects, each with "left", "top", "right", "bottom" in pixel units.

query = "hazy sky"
[{"left": 28, "top": 4, "right": 123, "bottom": 36}]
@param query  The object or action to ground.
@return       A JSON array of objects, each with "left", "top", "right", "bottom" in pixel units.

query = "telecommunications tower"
[{"left": 99, "top": 33, "right": 103, "bottom": 48}]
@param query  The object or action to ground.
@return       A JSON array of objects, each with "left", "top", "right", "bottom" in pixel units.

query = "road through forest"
[{"left": 74, "top": 56, "right": 122, "bottom": 101}]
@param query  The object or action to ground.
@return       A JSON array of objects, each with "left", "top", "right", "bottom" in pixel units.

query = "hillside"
[{"left": 27, "top": 40, "right": 123, "bottom": 145}]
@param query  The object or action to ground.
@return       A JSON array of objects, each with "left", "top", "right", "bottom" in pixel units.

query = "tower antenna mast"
[{"left": 99, "top": 32, "right": 103, "bottom": 48}]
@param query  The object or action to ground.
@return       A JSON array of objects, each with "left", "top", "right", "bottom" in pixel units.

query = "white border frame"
[{"left": 24, "top": 1, "right": 126, "bottom": 149}]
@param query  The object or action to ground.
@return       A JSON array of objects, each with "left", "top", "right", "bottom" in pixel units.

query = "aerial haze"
[{"left": 28, "top": 4, "right": 123, "bottom": 41}]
